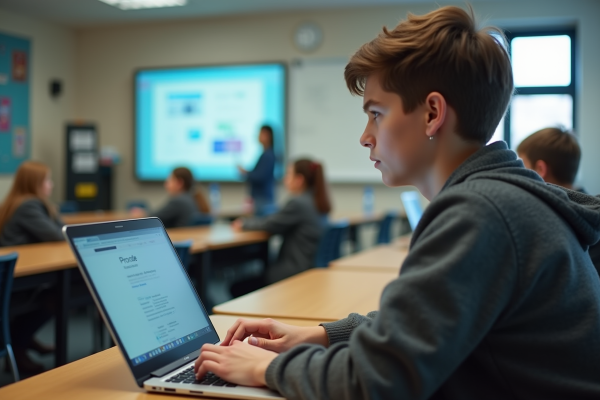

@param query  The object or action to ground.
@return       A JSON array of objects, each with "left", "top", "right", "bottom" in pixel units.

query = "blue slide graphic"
[{"left": 135, "top": 63, "right": 285, "bottom": 181}]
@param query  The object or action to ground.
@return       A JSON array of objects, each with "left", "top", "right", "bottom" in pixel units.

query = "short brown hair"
[
  {"left": 345, "top": 5, "right": 513, "bottom": 144},
  {"left": 517, "top": 127, "right": 581, "bottom": 185}
]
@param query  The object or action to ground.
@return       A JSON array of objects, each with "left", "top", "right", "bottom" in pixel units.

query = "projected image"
[{"left": 135, "top": 64, "right": 285, "bottom": 181}]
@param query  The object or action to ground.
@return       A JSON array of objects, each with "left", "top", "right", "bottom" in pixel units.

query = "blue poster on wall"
[{"left": 0, "top": 31, "right": 30, "bottom": 174}]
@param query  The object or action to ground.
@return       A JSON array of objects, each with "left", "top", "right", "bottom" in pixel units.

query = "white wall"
[{"left": 0, "top": 8, "right": 77, "bottom": 202}]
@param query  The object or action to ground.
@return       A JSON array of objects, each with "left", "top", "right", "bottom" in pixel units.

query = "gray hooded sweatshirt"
[{"left": 265, "top": 141, "right": 600, "bottom": 400}]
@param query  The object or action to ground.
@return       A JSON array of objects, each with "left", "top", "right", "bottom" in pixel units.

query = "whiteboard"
[{"left": 289, "top": 58, "right": 382, "bottom": 182}]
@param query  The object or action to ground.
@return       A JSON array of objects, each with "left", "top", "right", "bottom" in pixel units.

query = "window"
[{"left": 491, "top": 30, "right": 576, "bottom": 149}]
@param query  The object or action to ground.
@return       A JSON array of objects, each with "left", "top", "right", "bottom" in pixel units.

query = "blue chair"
[
  {"left": 255, "top": 203, "right": 278, "bottom": 217},
  {"left": 59, "top": 201, "right": 79, "bottom": 214},
  {"left": 376, "top": 212, "right": 398, "bottom": 245},
  {"left": 126, "top": 200, "right": 149, "bottom": 211},
  {"left": 173, "top": 241, "right": 193, "bottom": 271},
  {"left": 189, "top": 213, "right": 213, "bottom": 226},
  {"left": 315, "top": 220, "right": 350, "bottom": 268},
  {"left": 0, "top": 252, "right": 19, "bottom": 382}
]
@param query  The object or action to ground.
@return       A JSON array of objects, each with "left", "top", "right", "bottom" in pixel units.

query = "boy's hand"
[
  {"left": 194, "top": 341, "right": 276, "bottom": 386},
  {"left": 221, "top": 318, "right": 328, "bottom": 353}
]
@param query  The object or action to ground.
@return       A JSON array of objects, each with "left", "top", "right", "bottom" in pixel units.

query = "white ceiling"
[{"left": 0, "top": 0, "right": 491, "bottom": 28}]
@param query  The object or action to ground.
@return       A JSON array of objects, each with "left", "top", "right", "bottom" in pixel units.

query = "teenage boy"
[
  {"left": 195, "top": 6, "right": 600, "bottom": 399},
  {"left": 517, "top": 127, "right": 585, "bottom": 191}
]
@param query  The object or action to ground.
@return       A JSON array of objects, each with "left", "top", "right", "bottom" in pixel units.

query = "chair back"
[
  {"left": 315, "top": 220, "right": 350, "bottom": 268},
  {"left": 59, "top": 200, "right": 79, "bottom": 214},
  {"left": 173, "top": 241, "right": 193, "bottom": 271},
  {"left": 126, "top": 200, "right": 149, "bottom": 211},
  {"left": 0, "top": 252, "right": 18, "bottom": 381},
  {"left": 376, "top": 212, "right": 398, "bottom": 244},
  {"left": 189, "top": 213, "right": 214, "bottom": 226}
]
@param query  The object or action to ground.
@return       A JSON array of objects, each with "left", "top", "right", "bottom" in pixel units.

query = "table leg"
[
  {"left": 349, "top": 225, "right": 359, "bottom": 253},
  {"left": 259, "top": 240, "right": 270, "bottom": 269},
  {"left": 55, "top": 269, "right": 71, "bottom": 367}
]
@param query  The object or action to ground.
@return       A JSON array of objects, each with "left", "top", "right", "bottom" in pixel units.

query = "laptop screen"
[
  {"left": 400, "top": 191, "right": 424, "bottom": 232},
  {"left": 72, "top": 225, "right": 211, "bottom": 367}
]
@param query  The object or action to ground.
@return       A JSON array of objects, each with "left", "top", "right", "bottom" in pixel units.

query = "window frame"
[{"left": 501, "top": 28, "right": 576, "bottom": 148}]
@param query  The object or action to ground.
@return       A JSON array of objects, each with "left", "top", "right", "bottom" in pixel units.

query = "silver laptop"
[{"left": 63, "top": 217, "right": 283, "bottom": 399}]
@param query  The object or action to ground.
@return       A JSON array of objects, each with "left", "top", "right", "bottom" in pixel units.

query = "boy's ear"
[
  {"left": 534, "top": 159, "right": 548, "bottom": 179},
  {"left": 424, "top": 92, "right": 447, "bottom": 139}
]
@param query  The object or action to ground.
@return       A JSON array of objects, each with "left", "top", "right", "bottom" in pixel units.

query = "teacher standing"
[{"left": 238, "top": 125, "right": 276, "bottom": 216}]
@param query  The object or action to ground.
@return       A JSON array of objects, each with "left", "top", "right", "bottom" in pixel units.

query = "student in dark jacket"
[
  {"left": 0, "top": 161, "right": 61, "bottom": 375},
  {"left": 237, "top": 125, "right": 276, "bottom": 216},
  {"left": 131, "top": 167, "right": 210, "bottom": 228},
  {"left": 231, "top": 158, "right": 331, "bottom": 296},
  {"left": 0, "top": 161, "right": 63, "bottom": 246},
  {"left": 194, "top": 6, "right": 600, "bottom": 399}
]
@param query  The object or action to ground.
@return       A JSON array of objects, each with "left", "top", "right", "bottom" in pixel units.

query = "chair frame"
[{"left": 0, "top": 252, "right": 20, "bottom": 382}]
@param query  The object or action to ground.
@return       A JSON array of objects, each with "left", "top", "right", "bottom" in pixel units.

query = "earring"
[{"left": 429, "top": 136, "right": 434, "bottom": 140}]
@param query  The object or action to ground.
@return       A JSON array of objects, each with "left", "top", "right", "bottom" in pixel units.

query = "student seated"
[
  {"left": 194, "top": 6, "right": 600, "bottom": 399},
  {"left": 130, "top": 167, "right": 210, "bottom": 228},
  {"left": 0, "top": 161, "right": 63, "bottom": 246},
  {"left": 0, "top": 161, "right": 60, "bottom": 374},
  {"left": 517, "top": 127, "right": 585, "bottom": 192},
  {"left": 230, "top": 158, "right": 331, "bottom": 296}
]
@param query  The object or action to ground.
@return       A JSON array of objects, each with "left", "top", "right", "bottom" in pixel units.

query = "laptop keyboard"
[{"left": 166, "top": 366, "right": 237, "bottom": 387}]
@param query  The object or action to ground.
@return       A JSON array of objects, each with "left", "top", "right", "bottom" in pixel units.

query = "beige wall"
[
  {"left": 0, "top": 8, "right": 76, "bottom": 202},
  {"left": 2, "top": 0, "right": 599, "bottom": 213},
  {"left": 73, "top": 0, "right": 600, "bottom": 212}
]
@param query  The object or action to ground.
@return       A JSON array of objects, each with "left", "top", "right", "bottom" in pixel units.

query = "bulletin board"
[{"left": 0, "top": 31, "right": 30, "bottom": 174}]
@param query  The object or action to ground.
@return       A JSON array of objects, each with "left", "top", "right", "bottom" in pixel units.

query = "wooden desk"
[
  {"left": 168, "top": 225, "right": 269, "bottom": 251},
  {"left": 0, "top": 315, "right": 317, "bottom": 400},
  {"left": 0, "top": 226, "right": 268, "bottom": 368},
  {"left": 330, "top": 211, "right": 384, "bottom": 226},
  {"left": 393, "top": 234, "right": 412, "bottom": 250},
  {"left": 1, "top": 226, "right": 268, "bottom": 277},
  {"left": 61, "top": 211, "right": 131, "bottom": 225},
  {"left": 329, "top": 245, "right": 407, "bottom": 273},
  {"left": 213, "top": 269, "right": 397, "bottom": 321},
  {"left": 61, "top": 207, "right": 252, "bottom": 226}
]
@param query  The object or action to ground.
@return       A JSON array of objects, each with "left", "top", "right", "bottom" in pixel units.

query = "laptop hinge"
[{"left": 150, "top": 349, "right": 201, "bottom": 377}]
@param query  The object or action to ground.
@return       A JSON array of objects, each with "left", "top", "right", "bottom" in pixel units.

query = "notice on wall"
[
  {"left": 0, "top": 97, "right": 10, "bottom": 132},
  {"left": 70, "top": 129, "right": 96, "bottom": 151},
  {"left": 73, "top": 152, "right": 98, "bottom": 174},
  {"left": 13, "top": 126, "right": 26, "bottom": 157},
  {"left": 12, "top": 50, "right": 27, "bottom": 82},
  {"left": 0, "top": 32, "right": 30, "bottom": 173}
]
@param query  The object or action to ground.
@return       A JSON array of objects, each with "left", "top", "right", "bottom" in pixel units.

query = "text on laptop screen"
[{"left": 74, "top": 228, "right": 209, "bottom": 366}]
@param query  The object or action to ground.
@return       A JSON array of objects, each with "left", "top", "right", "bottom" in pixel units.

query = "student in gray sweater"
[
  {"left": 230, "top": 158, "right": 331, "bottom": 296},
  {"left": 130, "top": 167, "right": 210, "bottom": 228},
  {"left": 194, "top": 6, "right": 600, "bottom": 399}
]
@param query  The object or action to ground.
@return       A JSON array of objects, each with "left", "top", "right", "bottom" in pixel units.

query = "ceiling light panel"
[{"left": 99, "top": 0, "right": 187, "bottom": 10}]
